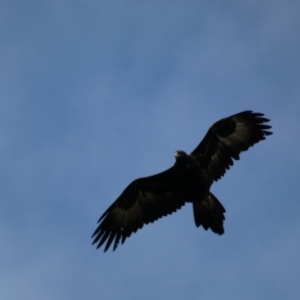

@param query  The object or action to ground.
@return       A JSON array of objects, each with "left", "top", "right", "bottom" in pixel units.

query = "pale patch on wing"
[
  {"left": 111, "top": 200, "right": 143, "bottom": 230},
  {"left": 111, "top": 190, "right": 177, "bottom": 230},
  {"left": 219, "top": 121, "right": 261, "bottom": 151},
  {"left": 137, "top": 190, "right": 158, "bottom": 202}
]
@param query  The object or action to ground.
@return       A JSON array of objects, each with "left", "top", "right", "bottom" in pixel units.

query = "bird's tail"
[{"left": 193, "top": 192, "right": 226, "bottom": 235}]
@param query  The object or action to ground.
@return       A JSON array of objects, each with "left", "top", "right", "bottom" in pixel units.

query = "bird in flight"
[{"left": 92, "top": 111, "right": 272, "bottom": 252}]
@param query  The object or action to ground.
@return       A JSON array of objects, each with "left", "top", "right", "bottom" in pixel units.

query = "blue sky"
[{"left": 1, "top": 0, "right": 299, "bottom": 299}]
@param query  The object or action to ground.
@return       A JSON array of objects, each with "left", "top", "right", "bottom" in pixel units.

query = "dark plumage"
[{"left": 92, "top": 111, "right": 272, "bottom": 252}]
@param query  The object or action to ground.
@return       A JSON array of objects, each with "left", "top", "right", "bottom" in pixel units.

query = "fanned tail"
[{"left": 193, "top": 192, "right": 226, "bottom": 234}]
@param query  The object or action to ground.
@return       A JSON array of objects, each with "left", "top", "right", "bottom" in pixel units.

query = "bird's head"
[{"left": 174, "top": 150, "right": 187, "bottom": 160}]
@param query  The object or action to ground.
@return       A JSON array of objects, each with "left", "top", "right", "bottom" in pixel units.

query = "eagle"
[{"left": 92, "top": 111, "right": 272, "bottom": 252}]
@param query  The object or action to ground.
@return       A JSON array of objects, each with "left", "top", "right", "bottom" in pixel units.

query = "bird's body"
[{"left": 92, "top": 111, "right": 272, "bottom": 252}]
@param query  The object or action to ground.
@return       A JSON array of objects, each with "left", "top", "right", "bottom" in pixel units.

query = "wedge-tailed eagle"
[{"left": 92, "top": 111, "right": 272, "bottom": 252}]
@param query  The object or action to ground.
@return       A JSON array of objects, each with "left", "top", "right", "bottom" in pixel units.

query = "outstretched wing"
[
  {"left": 191, "top": 111, "right": 272, "bottom": 185},
  {"left": 92, "top": 167, "right": 186, "bottom": 252}
]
